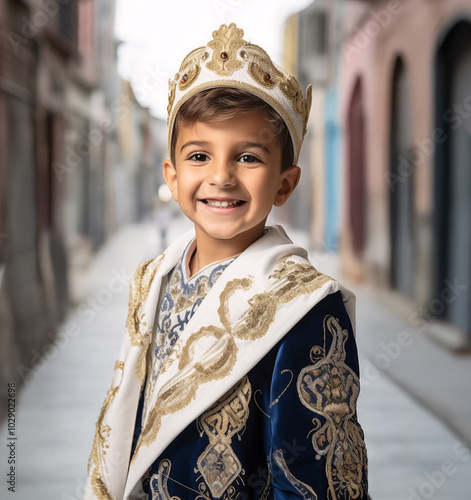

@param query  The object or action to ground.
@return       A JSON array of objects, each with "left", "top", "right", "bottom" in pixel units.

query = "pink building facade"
[{"left": 340, "top": 0, "right": 471, "bottom": 344}]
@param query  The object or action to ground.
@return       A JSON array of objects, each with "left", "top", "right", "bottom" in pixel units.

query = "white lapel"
[
  {"left": 123, "top": 226, "right": 355, "bottom": 497},
  {"left": 85, "top": 230, "right": 196, "bottom": 500}
]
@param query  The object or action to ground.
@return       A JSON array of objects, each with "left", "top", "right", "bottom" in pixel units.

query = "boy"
[{"left": 85, "top": 23, "right": 368, "bottom": 500}]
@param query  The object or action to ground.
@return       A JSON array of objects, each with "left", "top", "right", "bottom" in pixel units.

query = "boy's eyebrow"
[
  {"left": 180, "top": 140, "right": 209, "bottom": 152},
  {"left": 239, "top": 142, "right": 271, "bottom": 154},
  {"left": 180, "top": 141, "right": 271, "bottom": 154}
]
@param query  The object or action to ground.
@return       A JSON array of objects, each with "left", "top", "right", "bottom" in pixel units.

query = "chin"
[{"left": 206, "top": 230, "right": 240, "bottom": 241}]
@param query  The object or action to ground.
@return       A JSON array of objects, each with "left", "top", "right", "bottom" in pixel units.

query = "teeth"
[{"left": 206, "top": 200, "right": 240, "bottom": 208}]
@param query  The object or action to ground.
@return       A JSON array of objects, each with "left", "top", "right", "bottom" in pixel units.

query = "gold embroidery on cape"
[
  {"left": 272, "top": 449, "right": 318, "bottom": 499},
  {"left": 206, "top": 23, "right": 245, "bottom": 76},
  {"left": 297, "top": 315, "right": 367, "bottom": 500},
  {"left": 132, "top": 257, "right": 333, "bottom": 460},
  {"left": 195, "top": 376, "right": 251, "bottom": 498},
  {"left": 126, "top": 255, "right": 164, "bottom": 381},
  {"left": 132, "top": 326, "right": 238, "bottom": 463},
  {"left": 228, "top": 258, "right": 332, "bottom": 341},
  {"left": 88, "top": 360, "right": 124, "bottom": 500},
  {"left": 217, "top": 277, "right": 252, "bottom": 333}
]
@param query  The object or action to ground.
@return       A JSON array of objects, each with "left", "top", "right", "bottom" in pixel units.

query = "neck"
[{"left": 189, "top": 224, "right": 266, "bottom": 277}]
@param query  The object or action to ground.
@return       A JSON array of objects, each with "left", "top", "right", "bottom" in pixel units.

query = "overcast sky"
[{"left": 114, "top": 0, "right": 313, "bottom": 120}]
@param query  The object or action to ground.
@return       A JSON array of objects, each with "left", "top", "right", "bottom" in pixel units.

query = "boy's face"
[{"left": 163, "top": 110, "right": 300, "bottom": 252}]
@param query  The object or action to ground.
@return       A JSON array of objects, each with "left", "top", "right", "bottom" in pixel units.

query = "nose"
[{"left": 208, "top": 158, "right": 236, "bottom": 187}]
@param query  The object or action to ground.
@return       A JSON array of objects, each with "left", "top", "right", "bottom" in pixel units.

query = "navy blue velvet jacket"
[{"left": 133, "top": 291, "right": 368, "bottom": 500}]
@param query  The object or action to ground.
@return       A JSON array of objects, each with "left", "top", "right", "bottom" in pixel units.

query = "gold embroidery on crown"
[
  {"left": 244, "top": 43, "right": 282, "bottom": 90},
  {"left": 167, "top": 23, "right": 312, "bottom": 159},
  {"left": 177, "top": 47, "right": 205, "bottom": 92},
  {"left": 206, "top": 23, "right": 245, "bottom": 76},
  {"left": 167, "top": 79, "right": 176, "bottom": 123},
  {"left": 243, "top": 42, "right": 311, "bottom": 135},
  {"left": 280, "top": 78, "right": 312, "bottom": 137}
]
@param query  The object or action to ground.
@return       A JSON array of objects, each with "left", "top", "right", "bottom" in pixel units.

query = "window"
[
  {"left": 306, "top": 11, "right": 328, "bottom": 56},
  {"left": 59, "top": 0, "right": 77, "bottom": 42}
]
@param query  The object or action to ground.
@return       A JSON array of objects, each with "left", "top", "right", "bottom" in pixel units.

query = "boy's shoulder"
[{"left": 131, "top": 254, "right": 165, "bottom": 293}]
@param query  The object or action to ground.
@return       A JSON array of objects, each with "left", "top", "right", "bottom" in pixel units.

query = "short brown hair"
[{"left": 170, "top": 88, "right": 294, "bottom": 172}]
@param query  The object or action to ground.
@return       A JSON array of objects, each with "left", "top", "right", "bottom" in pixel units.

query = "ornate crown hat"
[{"left": 167, "top": 23, "right": 312, "bottom": 164}]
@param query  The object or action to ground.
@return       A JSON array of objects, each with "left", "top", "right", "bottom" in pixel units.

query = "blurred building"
[
  {"left": 288, "top": 0, "right": 471, "bottom": 346},
  {"left": 0, "top": 0, "right": 161, "bottom": 412},
  {"left": 115, "top": 79, "right": 166, "bottom": 225},
  {"left": 339, "top": 0, "right": 471, "bottom": 345},
  {"left": 284, "top": 0, "right": 346, "bottom": 251}
]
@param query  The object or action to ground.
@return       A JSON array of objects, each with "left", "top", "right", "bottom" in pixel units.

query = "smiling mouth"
[{"left": 202, "top": 199, "right": 246, "bottom": 208}]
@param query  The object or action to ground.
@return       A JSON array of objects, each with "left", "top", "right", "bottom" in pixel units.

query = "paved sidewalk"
[{"left": 1, "top": 218, "right": 470, "bottom": 500}]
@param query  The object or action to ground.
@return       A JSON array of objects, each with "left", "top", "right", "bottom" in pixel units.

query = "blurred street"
[{"left": 1, "top": 218, "right": 470, "bottom": 500}]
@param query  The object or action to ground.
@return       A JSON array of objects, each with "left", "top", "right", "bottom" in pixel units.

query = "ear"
[
  {"left": 274, "top": 165, "right": 301, "bottom": 207},
  {"left": 162, "top": 159, "right": 179, "bottom": 202}
]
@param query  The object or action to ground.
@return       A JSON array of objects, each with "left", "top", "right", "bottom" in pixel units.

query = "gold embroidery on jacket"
[
  {"left": 150, "top": 459, "right": 181, "bottom": 500},
  {"left": 254, "top": 389, "right": 270, "bottom": 419},
  {"left": 166, "top": 265, "right": 213, "bottom": 315},
  {"left": 133, "top": 257, "right": 333, "bottom": 459},
  {"left": 196, "top": 376, "right": 252, "bottom": 498},
  {"left": 88, "top": 360, "right": 124, "bottom": 499},
  {"left": 297, "top": 315, "right": 367, "bottom": 500},
  {"left": 269, "top": 369, "right": 293, "bottom": 408},
  {"left": 260, "top": 457, "right": 272, "bottom": 500},
  {"left": 254, "top": 369, "right": 293, "bottom": 419},
  {"left": 150, "top": 459, "right": 217, "bottom": 500},
  {"left": 272, "top": 449, "right": 318, "bottom": 499}
]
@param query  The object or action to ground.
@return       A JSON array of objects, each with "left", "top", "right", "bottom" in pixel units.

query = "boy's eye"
[
  {"left": 239, "top": 154, "right": 259, "bottom": 164},
  {"left": 189, "top": 153, "right": 209, "bottom": 162}
]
